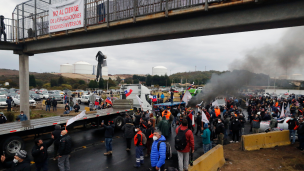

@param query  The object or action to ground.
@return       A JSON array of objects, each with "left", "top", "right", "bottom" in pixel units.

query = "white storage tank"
[
  {"left": 60, "top": 63, "right": 73, "bottom": 73},
  {"left": 152, "top": 66, "right": 168, "bottom": 76},
  {"left": 73, "top": 61, "right": 93, "bottom": 75}
]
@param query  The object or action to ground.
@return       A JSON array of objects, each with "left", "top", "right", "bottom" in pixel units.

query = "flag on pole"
[
  {"left": 182, "top": 90, "right": 192, "bottom": 105},
  {"left": 189, "top": 112, "right": 195, "bottom": 127},
  {"left": 124, "top": 88, "right": 133, "bottom": 97},
  {"left": 285, "top": 102, "right": 290, "bottom": 116},
  {"left": 152, "top": 95, "right": 157, "bottom": 102},
  {"left": 66, "top": 110, "right": 86, "bottom": 126},
  {"left": 136, "top": 95, "right": 143, "bottom": 107},
  {"left": 212, "top": 100, "right": 219, "bottom": 107},
  {"left": 105, "top": 97, "right": 112, "bottom": 105},
  {"left": 201, "top": 110, "right": 209, "bottom": 123},
  {"left": 280, "top": 103, "right": 285, "bottom": 118}
]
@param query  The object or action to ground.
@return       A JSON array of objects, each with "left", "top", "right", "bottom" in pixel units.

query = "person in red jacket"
[
  {"left": 175, "top": 119, "right": 194, "bottom": 171},
  {"left": 94, "top": 99, "right": 99, "bottom": 109}
]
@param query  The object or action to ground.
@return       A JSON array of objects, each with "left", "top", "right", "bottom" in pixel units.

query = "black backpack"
[
  {"left": 175, "top": 128, "right": 189, "bottom": 151},
  {"left": 157, "top": 140, "right": 172, "bottom": 160}
]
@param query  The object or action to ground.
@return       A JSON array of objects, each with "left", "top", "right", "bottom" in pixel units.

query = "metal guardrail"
[{"left": 1, "top": 0, "right": 234, "bottom": 42}]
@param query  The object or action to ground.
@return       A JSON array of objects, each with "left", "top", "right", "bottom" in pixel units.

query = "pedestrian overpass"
[{"left": 0, "top": 0, "right": 304, "bottom": 118}]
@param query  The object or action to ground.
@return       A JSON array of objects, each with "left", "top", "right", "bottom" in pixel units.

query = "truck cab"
[{"left": 120, "top": 84, "right": 152, "bottom": 111}]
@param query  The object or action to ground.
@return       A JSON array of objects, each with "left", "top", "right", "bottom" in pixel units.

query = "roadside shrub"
[{"left": 5, "top": 112, "right": 15, "bottom": 122}]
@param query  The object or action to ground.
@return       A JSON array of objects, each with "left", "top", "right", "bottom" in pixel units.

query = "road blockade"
[
  {"left": 189, "top": 145, "right": 225, "bottom": 171},
  {"left": 242, "top": 130, "right": 290, "bottom": 151}
]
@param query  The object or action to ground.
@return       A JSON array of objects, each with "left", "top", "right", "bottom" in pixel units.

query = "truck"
[
  {"left": 120, "top": 84, "right": 153, "bottom": 111},
  {"left": 0, "top": 99, "right": 134, "bottom": 158},
  {"left": 0, "top": 84, "right": 154, "bottom": 158}
]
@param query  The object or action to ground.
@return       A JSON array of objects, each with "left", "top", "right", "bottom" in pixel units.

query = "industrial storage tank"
[
  {"left": 60, "top": 63, "right": 73, "bottom": 73},
  {"left": 152, "top": 66, "right": 168, "bottom": 76},
  {"left": 73, "top": 61, "right": 93, "bottom": 75}
]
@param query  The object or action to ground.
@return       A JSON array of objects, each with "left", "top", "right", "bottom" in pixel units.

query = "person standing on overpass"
[{"left": 58, "top": 130, "right": 72, "bottom": 171}]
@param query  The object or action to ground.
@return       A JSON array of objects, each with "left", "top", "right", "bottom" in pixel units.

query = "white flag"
[
  {"left": 149, "top": 95, "right": 153, "bottom": 99},
  {"left": 66, "top": 110, "right": 86, "bottom": 126},
  {"left": 192, "top": 114, "right": 195, "bottom": 126},
  {"left": 182, "top": 90, "right": 192, "bottom": 105},
  {"left": 285, "top": 102, "right": 290, "bottom": 116},
  {"left": 280, "top": 103, "right": 285, "bottom": 118},
  {"left": 136, "top": 95, "right": 143, "bottom": 106},
  {"left": 212, "top": 100, "right": 219, "bottom": 107},
  {"left": 201, "top": 110, "right": 209, "bottom": 123}
]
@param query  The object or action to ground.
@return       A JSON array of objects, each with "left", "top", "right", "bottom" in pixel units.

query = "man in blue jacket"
[
  {"left": 16, "top": 111, "right": 28, "bottom": 121},
  {"left": 150, "top": 130, "right": 166, "bottom": 171}
]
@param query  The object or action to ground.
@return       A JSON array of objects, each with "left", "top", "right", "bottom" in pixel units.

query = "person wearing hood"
[
  {"left": 1, "top": 150, "right": 30, "bottom": 171},
  {"left": 73, "top": 103, "right": 80, "bottom": 112},
  {"left": 230, "top": 116, "right": 241, "bottom": 143},
  {"left": 157, "top": 116, "right": 170, "bottom": 139},
  {"left": 122, "top": 118, "right": 135, "bottom": 151},
  {"left": 201, "top": 123, "right": 211, "bottom": 153},
  {"left": 16, "top": 111, "right": 28, "bottom": 121},
  {"left": 269, "top": 113, "right": 278, "bottom": 130},
  {"left": 215, "top": 118, "right": 225, "bottom": 145},
  {"left": 52, "top": 125, "right": 62, "bottom": 160},
  {"left": 32, "top": 135, "right": 54, "bottom": 171},
  {"left": 0, "top": 112, "right": 7, "bottom": 124},
  {"left": 145, "top": 120, "right": 155, "bottom": 158},
  {"left": 150, "top": 130, "right": 166, "bottom": 171}
]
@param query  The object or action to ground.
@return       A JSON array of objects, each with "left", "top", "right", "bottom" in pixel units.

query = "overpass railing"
[{"left": 4, "top": 0, "right": 239, "bottom": 42}]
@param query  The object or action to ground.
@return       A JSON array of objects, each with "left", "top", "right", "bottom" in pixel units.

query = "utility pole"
[{"left": 195, "top": 66, "right": 196, "bottom": 72}]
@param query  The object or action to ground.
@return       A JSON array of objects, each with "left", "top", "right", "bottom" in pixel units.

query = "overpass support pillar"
[{"left": 19, "top": 54, "right": 30, "bottom": 120}]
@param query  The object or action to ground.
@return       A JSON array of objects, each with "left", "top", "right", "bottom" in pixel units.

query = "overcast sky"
[{"left": 0, "top": 0, "right": 294, "bottom": 76}]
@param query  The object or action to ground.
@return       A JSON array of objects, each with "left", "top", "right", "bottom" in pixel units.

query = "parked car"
[
  {"left": 0, "top": 95, "right": 7, "bottom": 107},
  {"left": 50, "top": 94, "right": 62, "bottom": 101},
  {"left": 31, "top": 94, "right": 41, "bottom": 101},
  {"left": 11, "top": 95, "right": 36, "bottom": 107}
]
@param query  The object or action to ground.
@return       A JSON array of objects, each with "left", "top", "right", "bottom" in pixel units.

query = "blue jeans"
[
  {"left": 105, "top": 138, "right": 112, "bottom": 152},
  {"left": 299, "top": 134, "right": 304, "bottom": 149},
  {"left": 64, "top": 110, "right": 70, "bottom": 114},
  {"left": 70, "top": 107, "right": 72, "bottom": 111},
  {"left": 53, "top": 106, "right": 57, "bottom": 111},
  {"left": 224, "top": 128, "right": 228, "bottom": 139},
  {"left": 135, "top": 146, "right": 144, "bottom": 166},
  {"left": 172, "top": 116, "right": 177, "bottom": 125},
  {"left": 35, "top": 159, "right": 48, "bottom": 171},
  {"left": 203, "top": 143, "right": 211, "bottom": 154},
  {"left": 46, "top": 105, "right": 50, "bottom": 111},
  {"left": 289, "top": 130, "right": 296, "bottom": 143}
]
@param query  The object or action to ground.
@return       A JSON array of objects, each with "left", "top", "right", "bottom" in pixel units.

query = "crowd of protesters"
[{"left": 2, "top": 92, "right": 304, "bottom": 171}]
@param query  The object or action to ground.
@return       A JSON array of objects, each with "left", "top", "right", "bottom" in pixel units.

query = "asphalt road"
[{"left": 2, "top": 108, "right": 252, "bottom": 171}]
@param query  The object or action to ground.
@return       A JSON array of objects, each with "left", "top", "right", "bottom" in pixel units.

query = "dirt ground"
[{"left": 221, "top": 142, "right": 304, "bottom": 171}]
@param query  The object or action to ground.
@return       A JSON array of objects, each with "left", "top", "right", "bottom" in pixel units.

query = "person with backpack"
[
  {"left": 134, "top": 125, "right": 146, "bottom": 168},
  {"left": 157, "top": 116, "right": 170, "bottom": 139},
  {"left": 175, "top": 119, "right": 194, "bottom": 171},
  {"left": 150, "top": 130, "right": 166, "bottom": 171}
]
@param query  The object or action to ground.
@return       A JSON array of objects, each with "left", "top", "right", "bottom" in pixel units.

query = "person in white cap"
[{"left": 1, "top": 150, "right": 31, "bottom": 171}]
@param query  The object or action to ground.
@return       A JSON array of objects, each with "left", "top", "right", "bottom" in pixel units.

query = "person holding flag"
[{"left": 105, "top": 97, "right": 113, "bottom": 107}]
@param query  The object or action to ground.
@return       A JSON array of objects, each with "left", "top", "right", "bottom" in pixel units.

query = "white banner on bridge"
[
  {"left": 49, "top": 0, "right": 84, "bottom": 33},
  {"left": 66, "top": 110, "right": 86, "bottom": 126}
]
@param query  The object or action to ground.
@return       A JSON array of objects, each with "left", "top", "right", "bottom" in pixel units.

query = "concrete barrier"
[
  {"left": 189, "top": 145, "right": 225, "bottom": 171},
  {"left": 242, "top": 130, "right": 291, "bottom": 151}
]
